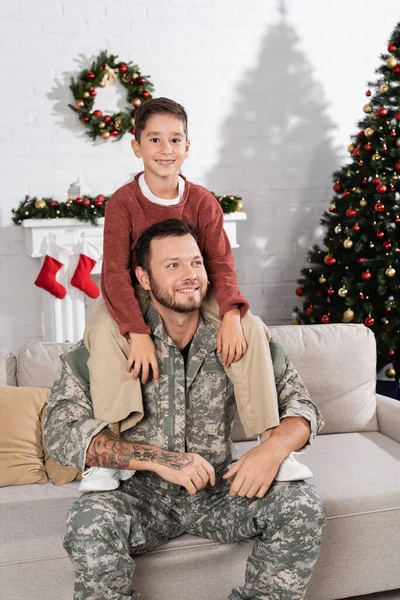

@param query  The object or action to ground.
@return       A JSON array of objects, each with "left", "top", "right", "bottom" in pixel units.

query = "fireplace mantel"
[{"left": 22, "top": 213, "right": 247, "bottom": 342}]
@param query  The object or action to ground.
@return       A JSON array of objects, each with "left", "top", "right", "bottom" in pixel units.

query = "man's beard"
[{"left": 148, "top": 273, "right": 207, "bottom": 313}]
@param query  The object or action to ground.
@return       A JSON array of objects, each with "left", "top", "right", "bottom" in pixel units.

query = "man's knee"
[{"left": 271, "top": 481, "right": 325, "bottom": 534}]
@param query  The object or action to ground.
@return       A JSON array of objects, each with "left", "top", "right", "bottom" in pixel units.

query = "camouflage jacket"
[{"left": 44, "top": 305, "right": 324, "bottom": 482}]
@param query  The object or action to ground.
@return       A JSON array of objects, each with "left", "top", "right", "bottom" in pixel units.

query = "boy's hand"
[
  {"left": 127, "top": 333, "right": 159, "bottom": 383},
  {"left": 217, "top": 308, "right": 247, "bottom": 366}
]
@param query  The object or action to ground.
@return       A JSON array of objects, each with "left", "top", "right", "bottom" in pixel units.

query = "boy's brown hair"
[{"left": 134, "top": 97, "right": 188, "bottom": 143}]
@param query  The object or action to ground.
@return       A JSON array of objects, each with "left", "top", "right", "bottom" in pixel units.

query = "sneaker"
[
  {"left": 275, "top": 453, "right": 313, "bottom": 482},
  {"left": 78, "top": 467, "right": 120, "bottom": 493},
  {"left": 118, "top": 469, "right": 136, "bottom": 481}
]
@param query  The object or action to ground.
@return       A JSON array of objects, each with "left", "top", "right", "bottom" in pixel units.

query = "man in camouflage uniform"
[{"left": 44, "top": 219, "right": 325, "bottom": 600}]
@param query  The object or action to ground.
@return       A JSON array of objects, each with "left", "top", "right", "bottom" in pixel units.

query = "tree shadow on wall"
[{"left": 205, "top": 4, "right": 340, "bottom": 323}]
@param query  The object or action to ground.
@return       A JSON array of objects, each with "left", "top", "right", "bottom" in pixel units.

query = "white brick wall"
[{"left": 1, "top": 0, "right": 399, "bottom": 352}]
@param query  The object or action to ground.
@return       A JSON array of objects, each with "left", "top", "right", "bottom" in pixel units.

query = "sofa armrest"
[{"left": 376, "top": 393, "right": 400, "bottom": 443}]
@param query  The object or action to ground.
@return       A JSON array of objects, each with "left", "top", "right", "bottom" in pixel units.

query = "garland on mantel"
[{"left": 12, "top": 193, "right": 244, "bottom": 226}]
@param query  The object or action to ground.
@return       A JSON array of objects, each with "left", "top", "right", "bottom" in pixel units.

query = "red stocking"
[
  {"left": 71, "top": 239, "right": 101, "bottom": 299},
  {"left": 34, "top": 241, "right": 68, "bottom": 299}
]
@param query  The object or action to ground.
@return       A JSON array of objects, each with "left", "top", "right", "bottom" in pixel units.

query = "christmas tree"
[{"left": 294, "top": 22, "right": 400, "bottom": 381}]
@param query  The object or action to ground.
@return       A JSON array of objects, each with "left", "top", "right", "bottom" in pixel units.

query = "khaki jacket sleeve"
[{"left": 43, "top": 344, "right": 109, "bottom": 472}]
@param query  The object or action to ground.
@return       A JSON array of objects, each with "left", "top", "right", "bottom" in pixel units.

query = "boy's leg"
[
  {"left": 184, "top": 481, "right": 325, "bottom": 600},
  {"left": 201, "top": 292, "right": 279, "bottom": 438},
  {"left": 64, "top": 487, "right": 183, "bottom": 600}
]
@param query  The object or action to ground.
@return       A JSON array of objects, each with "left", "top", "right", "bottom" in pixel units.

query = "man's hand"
[
  {"left": 217, "top": 308, "right": 247, "bottom": 367},
  {"left": 152, "top": 452, "right": 216, "bottom": 496},
  {"left": 127, "top": 333, "right": 159, "bottom": 383},
  {"left": 223, "top": 439, "right": 286, "bottom": 499}
]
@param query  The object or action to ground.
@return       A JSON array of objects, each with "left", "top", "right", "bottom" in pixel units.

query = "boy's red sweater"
[{"left": 101, "top": 173, "right": 249, "bottom": 336}]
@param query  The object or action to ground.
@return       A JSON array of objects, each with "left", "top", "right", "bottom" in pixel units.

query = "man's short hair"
[
  {"left": 136, "top": 219, "right": 198, "bottom": 272},
  {"left": 134, "top": 97, "right": 188, "bottom": 143}
]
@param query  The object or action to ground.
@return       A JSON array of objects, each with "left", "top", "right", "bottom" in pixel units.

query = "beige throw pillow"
[{"left": 0, "top": 386, "right": 49, "bottom": 486}]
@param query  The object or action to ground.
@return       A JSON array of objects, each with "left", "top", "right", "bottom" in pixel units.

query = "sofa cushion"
[
  {"left": 269, "top": 324, "right": 378, "bottom": 434},
  {"left": 0, "top": 349, "right": 17, "bottom": 386},
  {"left": 0, "top": 386, "right": 49, "bottom": 486},
  {"left": 17, "top": 341, "right": 72, "bottom": 388}
]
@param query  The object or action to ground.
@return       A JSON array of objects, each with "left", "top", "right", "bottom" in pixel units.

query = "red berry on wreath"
[
  {"left": 295, "top": 286, "right": 304, "bottom": 296},
  {"left": 333, "top": 182, "right": 342, "bottom": 192},
  {"left": 396, "top": 215, "right": 400, "bottom": 223},
  {"left": 143, "top": 91, "right": 150, "bottom": 98},
  {"left": 75, "top": 197, "right": 83, "bottom": 204},
  {"left": 377, "top": 107, "right": 388, "bottom": 116},
  {"left": 383, "top": 241, "right": 392, "bottom": 250},
  {"left": 138, "top": 77, "right": 146, "bottom": 84},
  {"left": 90, "top": 90, "right": 97, "bottom": 98},
  {"left": 364, "top": 316, "right": 375, "bottom": 327},
  {"left": 111, "top": 130, "right": 119, "bottom": 137},
  {"left": 374, "top": 202, "right": 385, "bottom": 212},
  {"left": 361, "top": 270, "right": 372, "bottom": 281},
  {"left": 391, "top": 129, "right": 397, "bottom": 137},
  {"left": 321, "top": 314, "right": 330, "bottom": 324},
  {"left": 389, "top": 349, "right": 395, "bottom": 356},
  {"left": 376, "top": 184, "right": 387, "bottom": 194},
  {"left": 357, "top": 131, "right": 364, "bottom": 138},
  {"left": 119, "top": 64, "right": 128, "bottom": 72},
  {"left": 83, "top": 198, "right": 91, "bottom": 206},
  {"left": 388, "top": 43, "right": 397, "bottom": 52},
  {"left": 87, "top": 71, "right": 95, "bottom": 79},
  {"left": 93, "top": 110, "right": 103, "bottom": 118}
]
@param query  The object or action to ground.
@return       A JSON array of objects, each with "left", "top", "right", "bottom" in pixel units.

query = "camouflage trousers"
[{"left": 64, "top": 477, "right": 325, "bottom": 600}]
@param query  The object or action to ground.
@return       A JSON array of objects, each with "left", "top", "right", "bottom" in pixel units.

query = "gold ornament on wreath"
[{"left": 68, "top": 50, "right": 155, "bottom": 141}]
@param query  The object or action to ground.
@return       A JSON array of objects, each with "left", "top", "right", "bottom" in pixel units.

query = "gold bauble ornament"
[
  {"left": 102, "top": 131, "right": 111, "bottom": 139},
  {"left": 364, "top": 127, "right": 374, "bottom": 137},
  {"left": 114, "top": 120, "right": 122, "bottom": 131},
  {"left": 130, "top": 118, "right": 136, "bottom": 126},
  {"left": 370, "top": 113, "right": 377, "bottom": 120},
  {"left": 363, "top": 103, "right": 373, "bottom": 113},
  {"left": 74, "top": 99, "right": 85, "bottom": 109},
  {"left": 132, "top": 98, "right": 142, "bottom": 107},
  {"left": 83, "top": 92, "right": 90, "bottom": 98},
  {"left": 385, "top": 266, "right": 396, "bottom": 277},
  {"left": 121, "top": 73, "right": 132, "bottom": 83},
  {"left": 342, "top": 308, "right": 355, "bottom": 323},
  {"left": 347, "top": 143, "right": 355, "bottom": 153},
  {"left": 372, "top": 153, "right": 381, "bottom": 161},
  {"left": 343, "top": 238, "right": 353, "bottom": 249},
  {"left": 338, "top": 287, "right": 348, "bottom": 297},
  {"left": 132, "top": 72, "right": 139, "bottom": 79},
  {"left": 319, "top": 275, "right": 326, "bottom": 284},
  {"left": 386, "top": 56, "right": 398, "bottom": 69},
  {"left": 99, "top": 122, "right": 106, "bottom": 129},
  {"left": 334, "top": 225, "right": 342, "bottom": 234},
  {"left": 385, "top": 367, "right": 396, "bottom": 379},
  {"left": 360, "top": 198, "right": 367, "bottom": 207},
  {"left": 380, "top": 83, "right": 389, "bottom": 93},
  {"left": 292, "top": 316, "right": 301, "bottom": 325},
  {"left": 236, "top": 200, "right": 243, "bottom": 211},
  {"left": 99, "top": 81, "right": 106, "bottom": 88},
  {"left": 34, "top": 199, "right": 46, "bottom": 210}
]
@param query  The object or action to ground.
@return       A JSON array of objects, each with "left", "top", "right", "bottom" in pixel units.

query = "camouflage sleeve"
[
  {"left": 270, "top": 340, "right": 325, "bottom": 444},
  {"left": 43, "top": 354, "right": 109, "bottom": 472}
]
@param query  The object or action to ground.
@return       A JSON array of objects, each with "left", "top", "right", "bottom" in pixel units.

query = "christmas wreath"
[
  {"left": 12, "top": 194, "right": 243, "bottom": 226},
  {"left": 69, "top": 51, "right": 155, "bottom": 141}
]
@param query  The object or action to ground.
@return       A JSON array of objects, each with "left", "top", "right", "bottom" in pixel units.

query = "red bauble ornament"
[
  {"left": 130, "top": 128, "right": 135, "bottom": 135},
  {"left": 395, "top": 162, "right": 400, "bottom": 171},
  {"left": 361, "top": 270, "right": 372, "bottom": 281},
  {"left": 81, "top": 116, "right": 89, "bottom": 123},
  {"left": 357, "top": 131, "right": 364, "bottom": 138},
  {"left": 324, "top": 256, "right": 336, "bottom": 266},
  {"left": 306, "top": 306, "right": 314, "bottom": 317},
  {"left": 358, "top": 161, "right": 364, "bottom": 167},
  {"left": 386, "top": 307, "right": 392, "bottom": 312},
  {"left": 388, "top": 43, "right": 397, "bottom": 52},
  {"left": 295, "top": 286, "right": 304, "bottom": 296},
  {"left": 93, "top": 110, "right": 103, "bottom": 118},
  {"left": 321, "top": 315, "right": 330, "bottom": 324},
  {"left": 362, "top": 178, "right": 368, "bottom": 184},
  {"left": 395, "top": 112, "right": 400, "bottom": 122},
  {"left": 396, "top": 215, "right": 400, "bottom": 223},
  {"left": 394, "top": 66, "right": 400, "bottom": 74},
  {"left": 382, "top": 145, "right": 388, "bottom": 152},
  {"left": 96, "top": 194, "right": 105, "bottom": 203},
  {"left": 365, "top": 90, "right": 371, "bottom": 96},
  {"left": 376, "top": 231, "right": 385, "bottom": 239},
  {"left": 353, "top": 148, "right": 361, "bottom": 157},
  {"left": 390, "top": 184, "right": 395, "bottom": 191},
  {"left": 357, "top": 257, "right": 365, "bottom": 263},
  {"left": 377, "top": 107, "right": 388, "bottom": 116},
  {"left": 327, "top": 288, "right": 334, "bottom": 295},
  {"left": 111, "top": 130, "right": 119, "bottom": 137},
  {"left": 352, "top": 224, "right": 360, "bottom": 231},
  {"left": 391, "top": 130, "right": 397, "bottom": 137},
  {"left": 83, "top": 199, "right": 91, "bottom": 206},
  {"left": 364, "top": 316, "right": 375, "bottom": 327},
  {"left": 364, "top": 144, "right": 372, "bottom": 151},
  {"left": 333, "top": 182, "right": 342, "bottom": 192},
  {"left": 90, "top": 89, "right": 97, "bottom": 97},
  {"left": 346, "top": 208, "right": 357, "bottom": 218},
  {"left": 383, "top": 241, "right": 392, "bottom": 250},
  {"left": 94, "top": 200, "right": 103, "bottom": 207},
  {"left": 374, "top": 202, "right": 385, "bottom": 212},
  {"left": 138, "top": 76, "right": 146, "bottom": 84},
  {"left": 372, "top": 177, "right": 380, "bottom": 184},
  {"left": 343, "top": 190, "right": 351, "bottom": 196},
  {"left": 75, "top": 197, "right": 83, "bottom": 204},
  {"left": 49, "top": 201, "right": 57, "bottom": 207},
  {"left": 104, "top": 115, "right": 112, "bottom": 123},
  {"left": 119, "top": 64, "right": 128, "bottom": 72},
  {"left": 360, "top": 294, "right": 365, "bottom": 300},
  {"left": 143, "top": 91, "right": 150, "bottom": 98},
  {"left": 87, "top": 71, "right": 95, "bottom": 79},
  {"left": 376, "top": 184, "right": 387, "bottom": 194},
  {"left": 389, "top": 349, "right": 395, "bottom": 356}
]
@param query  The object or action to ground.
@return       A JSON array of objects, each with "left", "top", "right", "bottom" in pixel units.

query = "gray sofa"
[{"left": 1, "top": 323, "right": 400, "bottom": 600}]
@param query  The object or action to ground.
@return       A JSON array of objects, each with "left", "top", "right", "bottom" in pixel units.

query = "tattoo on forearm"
[{"left": 86, "top": 429, "right": 194, "bottom": 471}]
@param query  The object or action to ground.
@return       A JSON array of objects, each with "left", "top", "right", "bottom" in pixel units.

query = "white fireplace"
[{"left": 22, "top": 213, "right": 247, "bottom": 342}]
